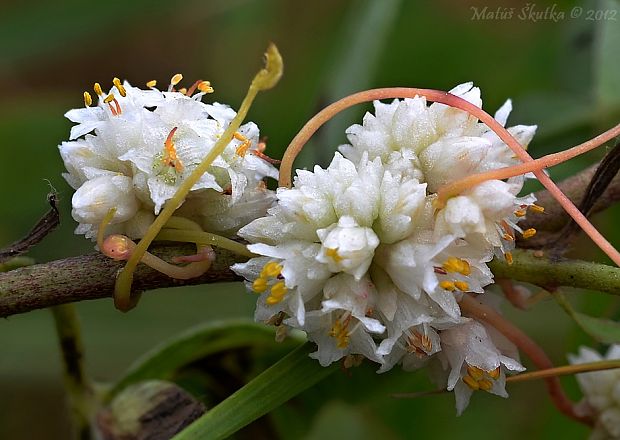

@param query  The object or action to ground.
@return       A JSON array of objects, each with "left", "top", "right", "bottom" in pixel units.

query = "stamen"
[
  {"left": 522, "top": 228, "right": 537, "bottom": 239},
  {"left": 489, "top": 367, "right": 501, "bottom": 379},
  {"left": 420, "top": 334, "right": 433, "bottom": 352},
  {"left": 454, "top": 281, "right": 469, "bottom": 291},
  {"left": 530, "top": 204, "right": 545, "bottom": 214},
  {"left": 505, "top": 252, "right": 514, "bottom": 265},
  {"left": 442, "top": 257, "right": 470, "bottom": 276},
  {"left": 113, "top": 77, "right": 127, "bottom": 97},
  {"left": 434, "top": 266, "right": 448, "bottom": 275},
  {"left": 329, "top": 315, "right": 351, "bottom": 349},
  {"left": 233, "top": 132, "right": 252, "bottom": 157},
  {"left": 439, "top": 281, "right": 456, "bottom": 291},
  {"left": 478, "top": 379, "right": 493, "bottom": 391},
  {"left": 83, "top": 91, "right": 92, "bottom": 107},
  {"left": 162, "top": 127, "right": 184, "bottom": 172},
  {"left": 462, "top": 374, "right": 480, "bottom": 391},
  {"left": 266, "top": 281, "right": 287, "bottom": 304},
  {"left": 146, "top": 80, "right": 157, "bottom": 88},
  {"left": 198, "top": 80, "right": 214, "bottom": 93},
  {"left": 514, "top": 209, "right": 527, "bottom": 217},
  {"left": 252, "top": 277, "right": 268, "bottom": 293},
  {"left": 93, "top": 82, "right": 103, "bottom": 96},
  {"left": 104, "top": 94, "right": 118, "bottom": 116},
  {"left": 467, "top": 365, "right": 485, "bottom": 381},
  {"left": 502, "top": 233, "right": 515, "bottom": 241},
  {"left": 170, "top": 73, "right": 183, "bottom": 86},
  {"left": 261, "top": 262, "right": 282, "bottom": 278},
  {"left": 178, "top": 87, "right": 187, "bottom": 95},
  {"left": 326, "top": 248, "right": 343, "bottom": 262}
]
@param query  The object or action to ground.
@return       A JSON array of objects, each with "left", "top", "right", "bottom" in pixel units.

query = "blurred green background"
[{"left": 1, "top": 0, "right": 619, "bottom": 438}]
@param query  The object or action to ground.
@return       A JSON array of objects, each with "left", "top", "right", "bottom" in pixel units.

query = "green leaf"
[
  {"left": 573, "top": 312, "right": 620, "bottom": 344},
  {"left": 172, "top": 342, "right": 337, "bottom": 440},
  {"left": 554, "top": 292, "right": 620, "bottom": 343},
  {"left": 594, "top": 0, "right": 620, "bottom": 111},
  {"left": 108, "top": 319, "right": 292, "bottom": 399}
]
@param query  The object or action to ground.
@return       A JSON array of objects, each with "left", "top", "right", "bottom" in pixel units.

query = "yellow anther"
[
  {"left": 197, "top": 80, "right": 214, "bottom": 93},
  {"left": 252, "top": 277, "right": 268, "bottom": 293},
  {"left": 522, "top": 228, "right": 537, "bottom": 239},
  {"left": 146, "top": 80, "right": 157, "bottom": 88},
  {"left": 421, "top": 334, "right": 433, "bottom": 352},
  {"left": 161, "top": 127, "right": 184, "bottom": 172},
  {"left": 170, "top": 73, "right": 183, "bottom": 86},
  {"left": 488, "top": 367, "right": 501, "bottom": 379},
  {"left": 439, "top": 281, "right": 456, "bottom": 291},
  {"left": 261, "top": 262, "right": 282, "bottom": 278},
  {"left": 270, "top": 281, "right": 287, "bottom": 298},
  {"left": 478, "top": 379, "right": 493, "bottom": 391},
  {"left": 529, "top": 204, "right": 545, "bottom": 214},
  {"left": 83, "top": 91, "right": 92, "bottom": 107},
  {"left": 514, "top": 209, "right": 527, "bottom": 217},
  {"left": 467, "top": 365, "right": 485, "bottom": 381},
  {"left": 502, "top": 233, "right": 515, "bottom": 241},
  {"left": 329, "top": 319, "right": 350, "bottom": 349},
  {"left": 104, "top": 94, "right": 115, "bottom": 104},
  {"left": 442, "top": 257, "right": 470, "bottom": 276},
  {"left": 266, "top": 295, "right": 283, "bottom": 305},
  {"left": 113, "top": 77, "right": 127, "bottom": 97},
  {"left": 454, "top": 281, "right": 469, "bottom": 292},
  {"left": 94, "top": 82, "right": 103, "bottom": 96},
  {"left": 505, "top": 252, "right": 513, "bottom": 265},
  {"left": 178, "top": 87, "right": 187, "bottom": 95},
  {"left": 462, "top": 374, "right": 480, "bottom": 391},
  {"left": 233, "top": 132, "right": 251, "bottom": 157},
  {"left": 326, "top": 247, "right": 343, "bottom": 263}
]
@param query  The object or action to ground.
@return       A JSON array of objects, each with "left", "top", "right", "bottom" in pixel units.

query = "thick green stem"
[
  {"left": 52, "top": 304, "right": 93, "bottom": 440},
  {"left": 489, "top": 249, "right": 620, "bottom": 294}
]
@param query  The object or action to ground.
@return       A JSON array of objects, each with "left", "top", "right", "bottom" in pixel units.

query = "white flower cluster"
[
  {"left": 570, "top": 345, "right": 620, "bottom": 439},
  {"left": 59, "top": 77, "right": 278, "bottom": 240},
  {"left": 233, "top": 83, "right": 539, "bottom": 413}
]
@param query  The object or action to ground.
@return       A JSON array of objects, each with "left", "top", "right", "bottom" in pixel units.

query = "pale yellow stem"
[
  {"left": 507, "top": 360, "right": 620, "bottom": 383},
  {"left": 156, "top": 229, "right": 255, "bottom": 258},
  {"left": 113, "top": 44, "right": 282, "bottom": 311}
]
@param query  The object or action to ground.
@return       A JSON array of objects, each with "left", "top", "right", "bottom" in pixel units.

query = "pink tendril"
[{"left": 278, "top": 88, "right": 620, "bottom": 266}]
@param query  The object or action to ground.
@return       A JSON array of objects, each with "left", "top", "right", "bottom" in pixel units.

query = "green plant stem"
[
  {"left": 156, "top": 229, "right": 255, "bottom": 258},
  {"left": 0, "top": 256, "right": 35, "bottom": 272},
  {"left": 51, "top": 304, "right": 93, "bottom": 440},
  {"left": 507, "top": 360, "right": 620, "bottom": 383},
  {"left": 114, "top": 44, "right": 282, "bottom": 311},
  {"left": 489, "top": 249, "right": 620, "bottom": 294},
  {"left": 172, "top": 342, "right": 338, "bottom": 440}
]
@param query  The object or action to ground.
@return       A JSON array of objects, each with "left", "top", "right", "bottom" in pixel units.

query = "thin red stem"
[
  {"left": 279, "top": 88, "right": 620, "bottom": 267},
  {"left": 438, "top": 123, "right": 620, "bottom": 202}
]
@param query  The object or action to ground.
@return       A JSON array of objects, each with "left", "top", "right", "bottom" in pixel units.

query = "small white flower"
[
  {"left": 570, "top": 345, "right": 620, "bottom": 439},
  {"left": 437, "top": 318, "right": 524, "bottom": 415},
  {"left": 316, "top": 216, "right": 380, "bottom": 280},
  {"left": 235, "top": 82, "right": 537, "bottom": 415},
  {"left": 60, "top": 78, "right": 277, "bottom": 240}
]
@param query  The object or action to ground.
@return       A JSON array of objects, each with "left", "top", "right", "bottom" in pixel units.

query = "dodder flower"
[
  {"left": 570, "top": 345, "right": 620, "bottom": 439},
  {"left": 60, "top": 77, "right": 277, "bottom": 240},
  {"left": 234, "top": 83, "right": 535, "bottom": 413}
]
